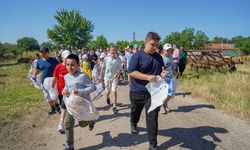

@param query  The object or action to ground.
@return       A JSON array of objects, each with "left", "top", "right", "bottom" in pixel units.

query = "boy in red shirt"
[{"left": 53, "top": 50, "right": 71, "bottom": 134}]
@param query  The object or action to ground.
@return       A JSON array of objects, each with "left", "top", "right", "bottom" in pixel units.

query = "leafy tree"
[
  {"left": 40, "top": 41, "right": 55, "bottom": 51},
  {"left": 163, "top": 31, "right": 182, "bottom": 46},
  {"left": 179, "top": 28, "right": 195, "bottom": 49},
  {"left": 88, "top": 35, "right": 108, "bottom": 49},
  {"left": 16, "top": 37, "right": 40, "bottom": 53},
  {"left": 211, "top": 36, "right": 231, "bottom": 44},
  {"left": 232, "top": 36, "right": 250, "bottom": 55},
  {"left": 47, "top": 9, "right": 94, "bottom": 50},
  {"left": 193, "top": 30, "right": 209, "bottom": 49},
  {"left": 0, "top": 43, "right": 6, "bottom": 59},
  {"left": 130, "top": 40, "right": 145, "bottom": 48},
  {"left": 116, "top": 40, "right": 129, "bottom": 51}
]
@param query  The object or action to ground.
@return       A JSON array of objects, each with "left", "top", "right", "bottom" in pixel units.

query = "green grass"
[
  {"left": 179, "top": 62, "right": 250, "bottom": 119},
  {"left": 0, "top": 61, "right": 44, "bottom": 124}
]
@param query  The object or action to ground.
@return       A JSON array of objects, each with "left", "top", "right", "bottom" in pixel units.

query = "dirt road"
[{"left": 1, "top": 83, "right": 250, "bottom": 150}]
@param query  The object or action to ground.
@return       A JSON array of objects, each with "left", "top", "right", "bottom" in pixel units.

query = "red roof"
[{"left": 206, "top": 44, "right": 236, "bottom": 50}]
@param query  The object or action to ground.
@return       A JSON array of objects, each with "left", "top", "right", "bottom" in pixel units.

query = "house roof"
[{"left": 206, "top": 44, "right": 237, "bottom": 50}]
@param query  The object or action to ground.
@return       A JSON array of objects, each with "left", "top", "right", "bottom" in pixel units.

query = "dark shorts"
[{"left": 58, "top": 95, "right": 66, "bottom": 109}]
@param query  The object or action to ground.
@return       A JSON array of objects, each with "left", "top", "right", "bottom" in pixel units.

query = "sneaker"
[
  {"left": 64, "top": 144, "right": 74, "bottom": 150},
  {"left": 88, "top": 121, "right": 95, "bottom": 131},
  {"left": 106, "top": 98, "right": 111, "bottom": 105},
  {"left": 149, "top": 144, "right": 158, "bottom": 150},
  {"left": 131, "top": 124, "right": 139, "bottom": 135},
  {"left": 48, "top": 107, "right": 57, "bottom": 115},
  {"left": 112, "top": 107, "right": 118, "bottom": 114},
  {"left": 58, "top": 122, "right": 65, "bottom": 134}
]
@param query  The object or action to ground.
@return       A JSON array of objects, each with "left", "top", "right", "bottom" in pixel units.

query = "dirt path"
[{"left": 1, "top": 83, "right": 250, "bottom": 150}]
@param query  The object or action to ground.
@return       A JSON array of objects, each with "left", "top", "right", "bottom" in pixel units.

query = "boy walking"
[
  {"left": 33, "top": 47, "right": 60, "bottom": 115},
  {"left": 99, "top": 46, "right": 122, "bottom": 114},
  {"left": 63, "top": 54, "right": 96, "bottom": 150},
  {"left": 128, "top": 32, "right": 164, "bottom": 150}
]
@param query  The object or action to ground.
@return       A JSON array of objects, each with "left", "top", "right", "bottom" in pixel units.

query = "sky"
[{"left": 0, "top": 0, "right": 250, "bottom": 44}]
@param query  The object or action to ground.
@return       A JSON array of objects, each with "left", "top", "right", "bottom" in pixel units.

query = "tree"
[
  {"left": 232, "top": 36, "right": 250, "bottom": 55},
  {"left": 163, "top": 31, "right": 182, "bottom": 46},
  {"left": 211, "top": 36, "right": 230, "bottom": 44},
  {"left": 16, "top": 37, "right": 40, "bottom": 53},
  {"left": 130, "top": 40, "right": 145, "bottom": 48},
  {"left": 47, "top": 9, "right": 94, "bottom": 50},
  {"left": 40, "top": 41, "right": 55, "bottom": 51},
  {"left": 88, "top": 35, "right": 108, "bottom": 49},
  {"left": 193, "top": 30, "right": 209, "bottom": 49},
  {"left": 179, "top": 28, "right": 195, "bottom": 49},
  {"left": 115, "top": 40, "right": 129, "bottom": 51},
  {"left": 0, "top": 43, "right": 6, "bottom": 59}
]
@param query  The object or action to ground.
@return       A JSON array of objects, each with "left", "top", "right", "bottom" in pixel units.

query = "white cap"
[
  {"left": 163, "top": 43, "right": 173, "bottom": 51},
  {"left": 100, "top": 53, "right": 106, "bottom": 59},
  {"left": 61, "top": 50, "right": 71, "bottom": 58},
  {"left": 82, "top": 54, "right": 88, "bottom": 59}
]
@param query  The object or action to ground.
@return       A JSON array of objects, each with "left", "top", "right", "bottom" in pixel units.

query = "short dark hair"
[
  {"left": 145, "top": 32, "right": 161, "bottom": 43},
  {"left": 39, "top": 47, "right": 49, "bottom": 52},
  {"left": 66, "top": 54, "right": 79, "bottom": 64}
]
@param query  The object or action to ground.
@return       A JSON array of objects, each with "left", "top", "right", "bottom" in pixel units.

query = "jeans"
[{"left": 130, "top": 91, "right": 160, "bottom": 146}]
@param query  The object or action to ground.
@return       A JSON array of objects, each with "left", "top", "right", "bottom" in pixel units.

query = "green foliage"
[
  {"left": 163, "top": 28, "right": 209, "bottom": 50},
  {"left": 40, "top": 41, "right": 55, "bottom": 51},
  {"left": 211, "top": 36, "right": 231, "bottom": 44},
  {"left": 116, "top": 40, "right": 129, "bottom": 51},
  {"left": 0, "top": 43, "right": 7, "bottom": 59},
  {"left": 16, "top": 37, "right": 40, "bottom": 53},
  {"left": 193, "top": 30, "right": 209, "bottom": 49},
  {"left": 88, "top": 35, "right": 108, "bottom": 49},
  {"left": 47, "top": 9, "right": 94, "bottom": 50},
  {"left": 130, "top": 40, "right": 144, "bottom": 48}
]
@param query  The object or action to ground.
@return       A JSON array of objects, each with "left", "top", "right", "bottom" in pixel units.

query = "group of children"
[{"left": 29, "top": 34, "right": 180, "bottom": 150}]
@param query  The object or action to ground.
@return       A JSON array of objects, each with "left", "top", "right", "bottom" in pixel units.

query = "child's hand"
[
  {"left": 73, "top": 88, "right": 78, "bottom": 95},
  {"left": 63, "top": 91, "right": 70, "bottom": 97},
  {"left": 161, "top": 70, "right": 168, "bottom": 78}
]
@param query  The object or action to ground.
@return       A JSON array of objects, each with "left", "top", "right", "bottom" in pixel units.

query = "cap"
[
  {"left": 134, "top": 44, "right": 138, "bottom": 49},
  {"left": 61, "top": 50, "right": 71, "bottom": 59},
  {"left": 100, "top": 53, "right": 106, "bottom": 59},
  {"left": 82, "top": 54, "right": 88, "bottom": 59},
  {"left": 163, "top": 43, "right": 173, "bottom": 51},
  {"left": 40, "top": 47, "right": 49, "bottom": 52}
]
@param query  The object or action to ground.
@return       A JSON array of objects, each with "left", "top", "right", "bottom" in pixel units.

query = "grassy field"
[
  {"left": 179, "top": 60, "right": 250, "bottom": 119},
  {"left": 0, "top": 61, "right": 44, "bottom": 124}
]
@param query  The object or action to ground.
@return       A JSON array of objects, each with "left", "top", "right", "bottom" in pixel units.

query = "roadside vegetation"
[
  {"left": 0, "top": 61, "right": 44, "bottom": 125},
  {"left": 179, "top": 57, "right": 250, "bottom": 119}
]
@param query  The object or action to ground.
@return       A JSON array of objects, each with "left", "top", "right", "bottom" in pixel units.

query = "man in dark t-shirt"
[{"left": 128, "top": 32, "right": 164, "bottom": 150}]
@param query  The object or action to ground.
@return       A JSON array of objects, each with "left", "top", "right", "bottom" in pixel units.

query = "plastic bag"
[
  {"left": 43, "top": 77, "right": 58, "bottom": 100},
  {"left": 92, "top": 83, "right": 104, "bottom": 101},
  {"left": 65, "top": 94, "right": 100, "bottom": 121},
  {"left": 146, "top": 76, "right": 169, "bottom": 113},
  {"left": 30, "top": 78, "right": 43, "bottom": 89}
]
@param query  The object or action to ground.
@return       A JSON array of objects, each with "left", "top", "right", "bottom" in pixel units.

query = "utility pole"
[{"left": 133, "top": 32, "right": 135, "bottom": 41}]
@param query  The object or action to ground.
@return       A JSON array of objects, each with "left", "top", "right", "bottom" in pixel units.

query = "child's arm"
[{"left": 77, "top": 75, "right": 96, "bottom": 95}]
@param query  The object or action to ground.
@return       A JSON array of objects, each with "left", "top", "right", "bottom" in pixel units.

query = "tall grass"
[
  {"left": 179, "top": 61, "right": 250, "bottom": 119},
  {"left": 0, "top": 61, "right": 44, "bottom": 124}
]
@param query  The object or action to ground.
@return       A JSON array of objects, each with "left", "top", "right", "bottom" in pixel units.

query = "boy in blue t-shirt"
[
  {"left": 128, "top": 32, "right": 164, "bottom": 150},
  {"left": 32, "top": 47, "right": 60, "bottom": 115}
]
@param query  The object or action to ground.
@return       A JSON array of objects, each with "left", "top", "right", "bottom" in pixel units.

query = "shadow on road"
[
  {"left": 80, "top": 126, "right": 228, "bottom": 150},
  {"left": 169, "top": 104, "right": 215, "bottom": 113}
]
